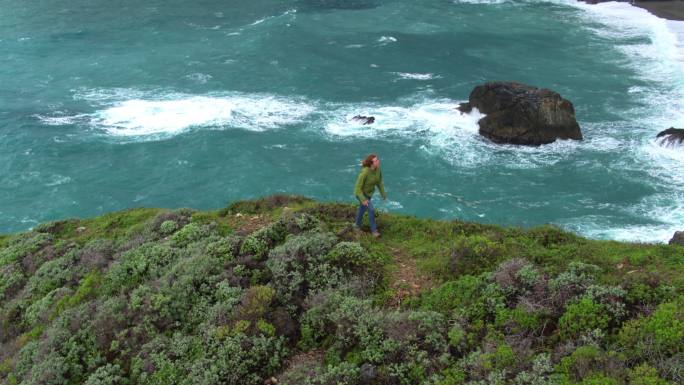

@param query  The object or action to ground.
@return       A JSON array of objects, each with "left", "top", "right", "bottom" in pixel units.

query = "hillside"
[{"left": 1, "top": 196, "right": 683, "bottom": 385}]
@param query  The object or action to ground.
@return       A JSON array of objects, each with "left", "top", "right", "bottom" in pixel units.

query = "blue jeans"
[{"left": 355, "top": 196, "right": 377, "bottom": 233}]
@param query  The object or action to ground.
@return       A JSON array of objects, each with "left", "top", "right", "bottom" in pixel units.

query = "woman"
[{"left": 353, "top": 154, "right": 387, "bottom": 238}]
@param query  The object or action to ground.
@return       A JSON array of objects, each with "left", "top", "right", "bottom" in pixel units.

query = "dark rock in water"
[
  {"left": 352, "top": 115, "right": 375, "bottom": 125},
  {"left": 670, "top": 231, "right": 684, "bottom": 246},
  {"left": 656, "top": 127, "right": 684, "bottom": 147},
  {"left": 458, "top": 82, "right": 583, "bottom": 145},
  {"left": 359, "top": 363, "right": 377, "bottom": 384}
]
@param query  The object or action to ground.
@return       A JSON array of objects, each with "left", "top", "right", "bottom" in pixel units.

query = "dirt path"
[{"left": 387, "top": 246, "right": 434, "bottom": 308}]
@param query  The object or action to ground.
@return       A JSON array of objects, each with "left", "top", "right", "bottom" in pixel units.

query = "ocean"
[{"left": 1, "top": 0, "right": 683, "bottom": 242}]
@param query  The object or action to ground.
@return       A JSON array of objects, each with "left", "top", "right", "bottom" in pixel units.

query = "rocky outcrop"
[
  {"left": 670, "top": 231, "right": 684, "bottom": 246},
  {"left": 459, "top": 82, "right": 583, "bottom": 145},
  {"left": 656, "top": 128, "right": 684, "bottom": 147}
]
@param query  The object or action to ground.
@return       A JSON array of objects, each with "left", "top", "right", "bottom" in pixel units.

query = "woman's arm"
[
  {"left": 354, "top": 168, "right": 367, "bottom": 203},
  {"left": 378, "top": 169, "right": 387, "bottom": 200}
]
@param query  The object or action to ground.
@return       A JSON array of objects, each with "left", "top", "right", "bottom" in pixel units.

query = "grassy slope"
[{"left": 0, "top": 195, "right": 682, "bottom": 385}]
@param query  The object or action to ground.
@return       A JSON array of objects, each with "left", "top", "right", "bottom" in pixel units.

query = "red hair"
[{"left": 361, "top": 154, "right": 377, "bottom": 168}]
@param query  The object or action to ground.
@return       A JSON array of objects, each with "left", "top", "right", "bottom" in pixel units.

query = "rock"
[
  {"left": 458, "top": 82, "right": 583, "bottom": 145},
  {"left": 656, "top": 127, "right": 684, "bottom": 147},
  {"left": 359, "top": 363, "right": 377, "bottom": 384},
  {"left": 352, "top": 115, "right": 375, "bottom": 125},
  {"left": 669, "top": 231, "right": 684, "bottom": 246}
]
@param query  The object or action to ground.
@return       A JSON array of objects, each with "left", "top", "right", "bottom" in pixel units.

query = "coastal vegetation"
[{"left": 0, "top": 195, "right": 682, "bottom": 385}]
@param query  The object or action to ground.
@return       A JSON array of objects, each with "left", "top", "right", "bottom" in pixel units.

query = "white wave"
[
  {"left": 378, "top": 36, "right": 397, "bottom": 44},
  {"left": 322, "top": 99, "right": 504, "bottom": 166},
  {"left": 324, "top": 100, "right": 479, "bottom": 138},
  {"left": 35, "top": 114, "right": 88, "bottom": 126},
  {"left": 43, "top": 90, "right": 317, "bottom": 138},
  {"left": 566, "top": 193, "right": 684, "bottom": 243},
  {"left": 92, "top": 94, "right": 315, "bottom": 137},
  {"left": 569, "top": 221, "right": 678, "bottom": 244},
  {"left": 249, "top": 9, "right": 297, "bottom": 26},
  {"left": 642, "top": 138, "right": 684, "bottom": 187},
  {"left": 45, "top": 175, "right": 72, "bottom": 187},
  {"left": 73, "top": 87, "right": 148, "bottom": 103},
  {"left": 569, "top": 1, "right": 683, "bottom": 78},
  {"left": 393, "top": 72, "right": 440, "bottom": 80},
  {"left": 184, "top": 73, "right": 213, "bottom": 84},
  {"left": 562, "top": 1, "right": 684, "bottom": 241},
  {"left": 567, "top": 0, "right": 684, "bottom": 122},
  {"left": 453, "top": 0, "right": 508, "bottom": 4}
]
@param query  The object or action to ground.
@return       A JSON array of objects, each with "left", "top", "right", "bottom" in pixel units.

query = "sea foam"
[{"left": 48, "top": 90, "right": 317, "bottom": 138}]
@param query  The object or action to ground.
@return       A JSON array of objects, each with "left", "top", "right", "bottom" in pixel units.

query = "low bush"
[{"left": 558, "top": 297, "right": 610, "bottom": 341}]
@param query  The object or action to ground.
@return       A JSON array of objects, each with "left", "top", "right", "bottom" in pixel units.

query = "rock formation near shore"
[
  {"left": 656, "top": 127, "right": 684, "bottom": 147},
  {"left": 459, "top": 82, "right": 583, "bottom": 145},
  {"left": 670, "top": 231, "right": 684, "bottom": 245}
]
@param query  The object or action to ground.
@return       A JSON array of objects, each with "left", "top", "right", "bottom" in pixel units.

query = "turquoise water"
[{"left": 1, "top": 0, "right": 683, "bottom": 241}]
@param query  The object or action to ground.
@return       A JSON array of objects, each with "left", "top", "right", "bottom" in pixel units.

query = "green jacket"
[{"left": 354, "top": 166, "right": 387, "bottom": 202}]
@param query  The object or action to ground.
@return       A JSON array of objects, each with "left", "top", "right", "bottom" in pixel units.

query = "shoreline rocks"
[
  {"left": 669, "top": 231, "right": 684, "bottom": 246},
  {"left": 459, "top": 82, "right": 583, "bottom": 146},
  {"left": 656, "top": 127, "right": 684, "bottom": 147}
]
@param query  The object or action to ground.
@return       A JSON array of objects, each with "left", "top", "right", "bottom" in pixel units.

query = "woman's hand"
[{"left": 363, "top": 200, "right": 369, "bottom": 206}]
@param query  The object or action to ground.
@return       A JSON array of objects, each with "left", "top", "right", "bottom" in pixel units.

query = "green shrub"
[
  {"left": 307, "top": 361, "right": 360, "bottom": 385},
  {"left": 159, "top": 220, "right": 178, "bottom": 235},
  {"left": 170, "top": 222, "right": 213, "bottom": 248},
  {"left": 577, "top": 373, "right": 620, "bottom": 385},
  {"left": 625, "top": 283, "right": 675, "bottom": 315},
  {"left": 557, "top": 345, "right": 603, "bottom": 382},
  {"left": 23, "top": 252, "right": 80, "bottom": 299},
  {"left": 238, "top": 285, "right": 276, "bottom": 321},
  {"left": 324, "top": 241, "right": 370, "bottom": 269},
  {"left": 204, "top": 235, "right": 239, "bottom": 262},
  {"left": 628, "top": 364, "right": 673, "bottom": 385},
  {"left": 583, "top": 284, "right": 627, "bottom": 321},
  {"left": 549, "top": 262, "right": 601, "bottom": 309},
  {"left": 50, "top": 271, "right": 102, "bottom": 319},
  {"left": 639, "top": 299, "right": 684, "bottom": 356},
  {"left": 435, "top": 366, "right": 466, "bottom": 385},
  {"left": 266, "top": 232, "right": 337, "bottom": 307},
  {"left": 494, "top": 306, "right": 549, "bottom": 336},
  {"left": 256, "top": 319, "right": 276, "bottom": 337},
  {"left": 22, "top": 352, "right": 69, "bottom": 385},
  {"left": 619, "top": 296, "right": 684, "bottom": 360},
  {"left": 487, "top": 344, "right": 516, "bottom": 371},
  {"left": 83, "top": 363, "right": 126, "bottom": 385},
  {"left": 0, "top": 232, "right": 52, "bottom": 267},
  {"left": 422, "top": 274, "right": 505, "bottom": 325},
  {"left": 0, "top": 263, "right": 25, "bottom": 301},
  {"left": 512, "top": 353, "right": 554, "bottom": 385},
  {"left": 421, "top": 275, "right": 486, "bottom": 315},
  {"left": 558, "top": 298, "right": 610, "bottom": 340},
  {"left": 448, "top": 235, "right": 504, "bottom": 275},
  {"left": 239, "top": 220, "right": 289, "bottom": 259},
  {"left": 215, "top": 281, "right": 243, "bottom": 307},
  {"left": 102, "top": 243, "right": 177, "bottom": 294},
  {"left": 158, "top": 254, "right": 225, "bottom": 326}
]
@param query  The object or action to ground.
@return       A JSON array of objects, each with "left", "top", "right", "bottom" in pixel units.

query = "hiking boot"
[{"left": 372, "top": 231, "right": 381, "bottom": 238}]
